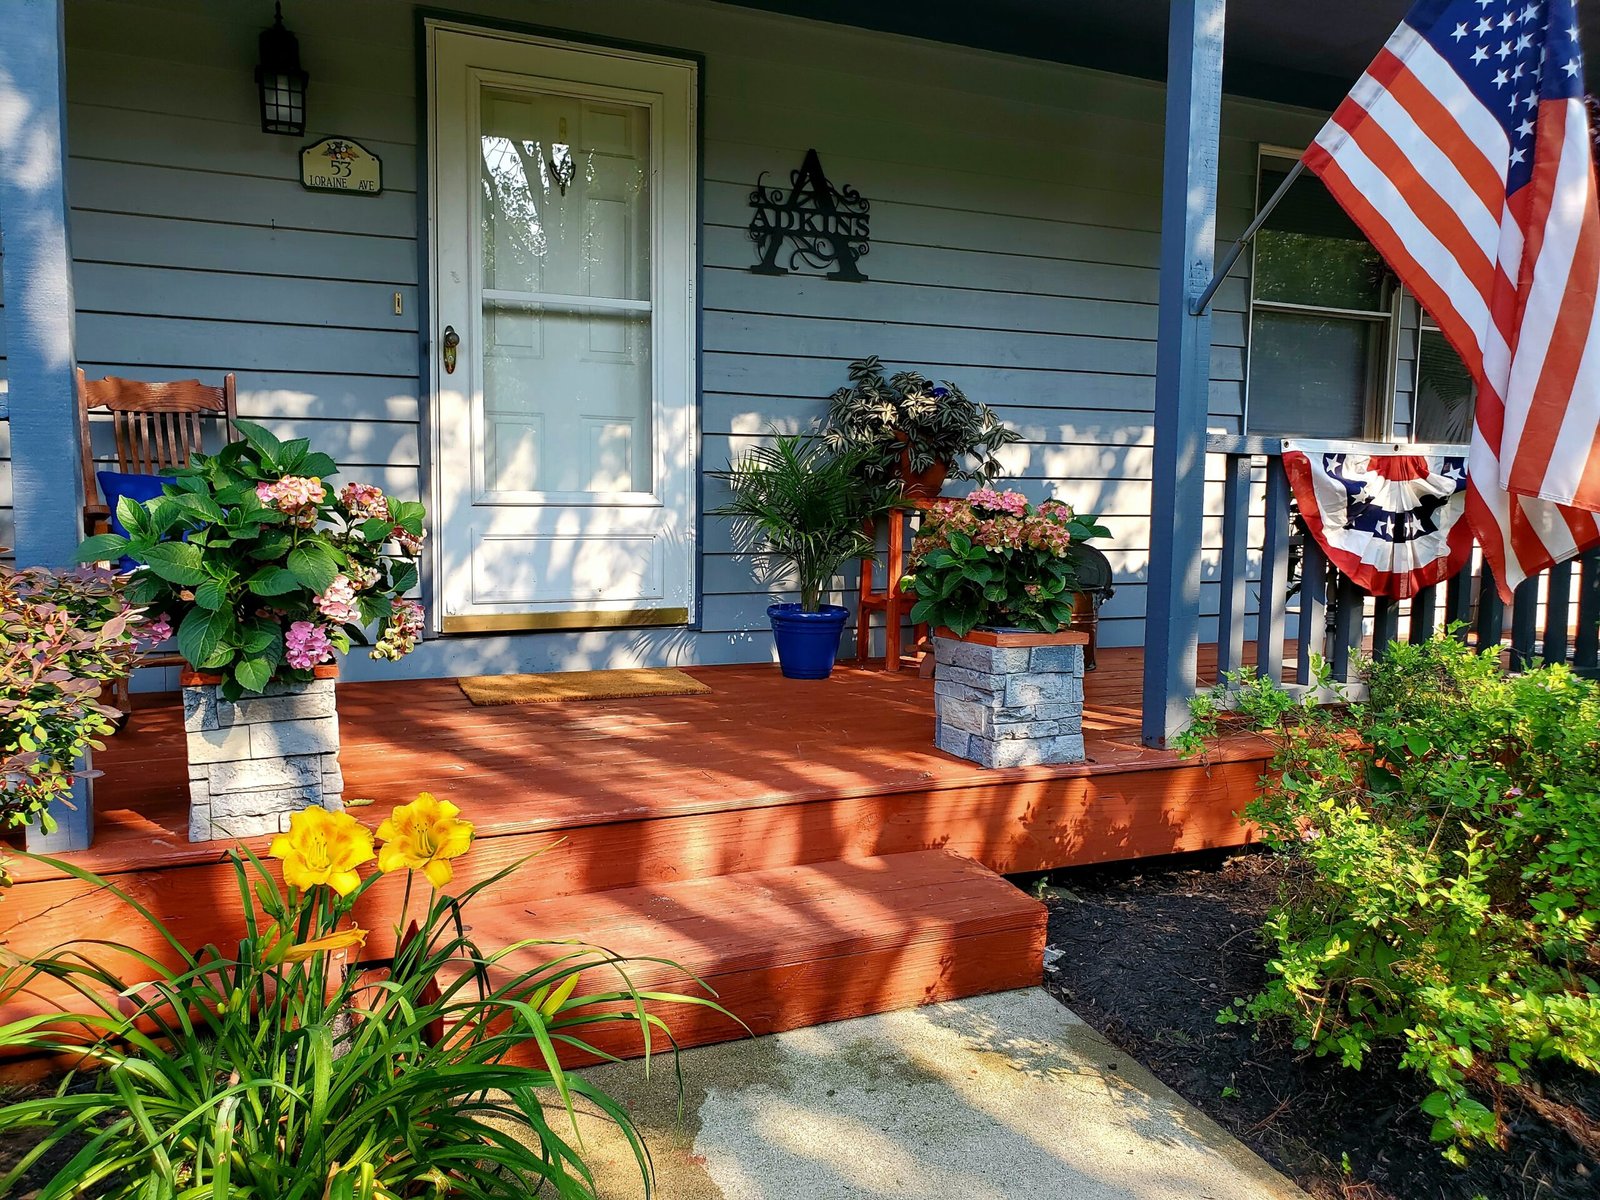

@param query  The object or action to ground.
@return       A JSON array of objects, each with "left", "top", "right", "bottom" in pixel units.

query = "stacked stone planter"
[
  {"left": 932, "top": 627, "right": 1088, "bottom": 768},
  {"left": 182, "top": 665, "right": 343, "bottom": 842}
]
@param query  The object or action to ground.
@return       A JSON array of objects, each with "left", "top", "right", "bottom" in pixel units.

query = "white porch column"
[
  {"left": 1142, "top": 0, "right": 1225, "bottom": 747},
  {"left": 0, "top": 0, "right": 83, "bottom": 568}
]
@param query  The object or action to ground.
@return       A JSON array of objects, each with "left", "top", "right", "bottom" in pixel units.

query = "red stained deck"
[{"left": 0, "top": 646, "right": 1273, "bottom": 1068}]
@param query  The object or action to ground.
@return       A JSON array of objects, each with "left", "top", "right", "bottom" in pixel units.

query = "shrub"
[
  {"left": 0, "top": 564, "right": 137, "bottom": 855},
  {"left": 900, "top": 489, "right": 1110, "bottom": 636},
  {"left": 1180, "top": 637, "right": 1600, "bottom": 1160},
  {"left": 0, "top": 796, "right": 727, "bottom": 1197},
  {"left": 822, "top": 355, "right": 1020, "bottom": 485},
  {"left": 76, "top": 420, "right": 426, "bottom": 699}
]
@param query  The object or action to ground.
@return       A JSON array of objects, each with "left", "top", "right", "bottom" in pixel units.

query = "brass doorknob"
[{"left": 442, "top": 325, "right": 460, "bottom": 375}]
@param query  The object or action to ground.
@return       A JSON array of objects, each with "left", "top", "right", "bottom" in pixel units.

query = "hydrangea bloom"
[
  {"left": 313, "top": 574, "right": 360, "bottom": 624},
  {"left": 393, "top": 526, "right": 426, "bottom": 555},
  {"left": 348, "top": 563, "right": 382, "bottom": 591},
  {"left": 371, "top": 598, "right": 424, "bottom": 662},
  {"left": 285, "top": 620, "right": 335, "bottom": 670},
  {"left": 339, "top": 481, "right": 389, "bottom": 522},
  {"left": 256, "top": 475, "right": 326, "bottom": 527}
]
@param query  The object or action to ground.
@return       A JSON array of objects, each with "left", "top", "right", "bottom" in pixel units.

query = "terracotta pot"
[{"left": 895, "top": 445, "right": 949, "bottom": 499}]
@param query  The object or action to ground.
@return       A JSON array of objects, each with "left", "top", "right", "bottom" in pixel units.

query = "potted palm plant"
[
  {"left": 713, "top": 434, "right": 902, "bottom": 679},
  {"left": 823, "top": 356, "right": 1020, "bottom": 497}
]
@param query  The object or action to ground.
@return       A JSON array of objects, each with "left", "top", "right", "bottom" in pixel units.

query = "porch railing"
[{"left": 1206, "top": 434, "right": 1600, "bottom": 692}]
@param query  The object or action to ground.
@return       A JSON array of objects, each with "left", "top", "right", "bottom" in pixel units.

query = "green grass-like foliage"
[
  {"left": 1178, "top": 637, "right": 1600, "bottom": 1161},
  {"left": 0, "top": 846, "right": 728, "bottom": 1197},
  {"left": 711, "top": 432, "right": 903, "bottom": 612}
]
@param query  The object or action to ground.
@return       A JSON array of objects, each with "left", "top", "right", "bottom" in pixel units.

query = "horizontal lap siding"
[{"left": 0, "top": 0, "right": 1325, "bottom": 672}]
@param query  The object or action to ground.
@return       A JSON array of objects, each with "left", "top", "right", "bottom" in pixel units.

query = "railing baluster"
[
  {"left": 1216, "top": 452, "right": 1251, "bottom": 681},
  {"left": 1510, "top": 576, "right": 1540, "bottom": 670},
  {"left": 1542, "top": 559, "right": 1573, "bottom": 666},
  {"left": 1258, "top": 456, "right": 1291, "bottom": 683},
  {"left": 1575, "top": 548, "right": 1600, "bottom": 677},
  {"left": 1476, "top": 568, "right": 1505, "bottom": 654},
  {"left": 1297, "top": 538, "right": 1328, "bottom": 686},
  {"left": 1332, "top": 574, "right": 1364, "bottom": 682},
  {"left": 1445, "top": 565, "right": 1474, "bottom": 640},
  {"left": 1408, "top": 584, "right": 1438, "bottom": 643},
  {"left": 1372, "top": 595, "right": 1399, "bottom": 658}
]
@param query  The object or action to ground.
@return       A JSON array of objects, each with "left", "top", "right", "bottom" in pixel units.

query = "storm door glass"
[{"left": 478, "top": 87, "right": 653, "bottom": 496}]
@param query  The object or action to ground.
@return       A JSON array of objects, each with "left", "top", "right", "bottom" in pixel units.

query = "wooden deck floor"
[{"left": 9, "top": 645, "right": 1270, "bottom": 889}]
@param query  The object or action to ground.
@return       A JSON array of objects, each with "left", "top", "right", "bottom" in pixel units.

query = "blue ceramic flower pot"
[{"left": 767, "top": 603, "right": 849, "bottom": 680}]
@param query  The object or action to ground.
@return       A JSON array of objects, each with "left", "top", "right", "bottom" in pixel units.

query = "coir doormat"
[{"left": 457, "top": 667, "right": 710, "bottom": 706}]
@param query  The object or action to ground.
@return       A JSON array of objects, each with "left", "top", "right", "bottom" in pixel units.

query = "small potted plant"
[
  {"left": 824, "top": 355, "right": 1021, "bottom": 497},
  {"left": 901, "top": 489, "right": 1111, "bottom": 767},
  {"left": 77, "top": 420, "right": 427, "bottom": 842},
  {"left": 0, "top": 563, "right": 137, "bottom": 858},
  {"left": 712, "top": 433, "right": 902, "bottom": 679}
]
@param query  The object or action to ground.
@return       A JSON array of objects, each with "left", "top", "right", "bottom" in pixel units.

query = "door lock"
[{"left": 441, "top": 325, "right": 460, "bottom": 375}]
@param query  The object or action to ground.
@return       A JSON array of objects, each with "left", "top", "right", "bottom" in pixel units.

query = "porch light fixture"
[{"left": 255, "top": 3, "right": 308, "bottom": 136}]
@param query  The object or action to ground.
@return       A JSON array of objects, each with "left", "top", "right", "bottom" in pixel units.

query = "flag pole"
[{"left": 1188, "top": 157, "right": 1306, "bottom": 316}]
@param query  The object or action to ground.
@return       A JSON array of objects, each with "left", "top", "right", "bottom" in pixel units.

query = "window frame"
[{"left": 1244, "top": 145, "right": 1401, "bottom": 441}]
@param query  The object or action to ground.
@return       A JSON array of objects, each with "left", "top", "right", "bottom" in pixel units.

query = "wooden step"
[{"left": 458, "top": 849, "right": 1046, "bottom": 1064}]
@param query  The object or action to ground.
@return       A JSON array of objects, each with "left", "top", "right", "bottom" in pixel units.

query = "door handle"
[{"left": 441, "top": 325, "right": 460, "bottom": 375}]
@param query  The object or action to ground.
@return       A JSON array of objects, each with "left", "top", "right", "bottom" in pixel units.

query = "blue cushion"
[{"left": 97, "top": 471, "right": 176, "bottom": 571}]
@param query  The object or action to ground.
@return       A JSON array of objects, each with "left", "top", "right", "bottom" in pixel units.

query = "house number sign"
[
  {"left": 748, "top": 148, "right": 869, "bottom": 281},
  {"left": 300, "top": 136, "right": 383, "bottom": 195}
]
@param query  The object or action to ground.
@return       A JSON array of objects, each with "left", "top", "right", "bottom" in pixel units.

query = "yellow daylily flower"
[
  {"left": 267, "top": 806, "right": 375, "bottom": 897},
  {"left": 376, "top": 792, "right": 474, "bottom": 888},
  {"left": 279, "top": 926, "right": 369, "bottom": 963}
]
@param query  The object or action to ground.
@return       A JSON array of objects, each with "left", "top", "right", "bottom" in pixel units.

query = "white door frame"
[{"left": 423, "top": 18, "right": 699, "bottom": 634}]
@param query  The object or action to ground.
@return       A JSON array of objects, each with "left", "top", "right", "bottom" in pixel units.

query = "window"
[
  {"left": 1412, "top": 322, "right": 1476, "bottom": 443},
  {"left": 1246, "top": 152, "right": 1396, "bottom": 439}
]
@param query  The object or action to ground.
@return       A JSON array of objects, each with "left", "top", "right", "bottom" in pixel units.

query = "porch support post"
[
  {"left": 0, "top": 0, "right": 82, "bottom": 568},
  {"left": 0, "top": 0, "right": 92, "bottom": 853},
  {"left": 1142, "top": 0, "right": 1225, "bottom": 746}
]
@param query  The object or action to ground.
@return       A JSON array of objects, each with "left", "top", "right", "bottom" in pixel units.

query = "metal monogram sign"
[
  {"left": 300, "top": 136, "right": 383, "bottom": 195},
  {"left": 749, "top": 148, "right": 869, "bottom": 281}
]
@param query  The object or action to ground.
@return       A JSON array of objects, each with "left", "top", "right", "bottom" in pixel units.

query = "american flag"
[{"left": 1304, "top": 0, "right": 1600, "bottom": 600}]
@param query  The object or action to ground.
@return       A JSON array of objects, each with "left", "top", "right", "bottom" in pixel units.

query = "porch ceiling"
[{"left": 720, "top": 0, "right": 1600, "bottom": 111}]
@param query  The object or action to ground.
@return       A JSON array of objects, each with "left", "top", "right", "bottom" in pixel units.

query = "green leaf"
[
  {"left": 141, "top": 541, "right": 208, "bottom": 585},
  {"left": 234, "top": 656, "right": 272, "bottom": 693},
  {"left": 287, "top": 542, "right": 338, "bottom": 594},
  {"left": 193, "top": 580, "right": 228, "bottom": 611},
  {"left": 115, "top": 494, "right": 155, "bottom": 540},
  {"left": 247, "top": 565, "right": 303, "bottom": 597},
  {"left": 177, "top": 607, "right": 235, "bottom": 670},
  {"left": 300, "top": 451, "right": 339, "bottom": 479},
  {"left": 76, "top": 532, "right": 131, "bottom": 564},
  {"left": 358, "top": 517, "right": 392, "bottom": 543},
  {"left": 231, "top": 418, "right": 284, "bottom": 468},
  {"left": 249, "top": 530, "right": 295, "bottom": 560},
  {"left": 278, "top": 437, "right": 311, "bottom": 470},
  {"left": 389, "top": 562, "right": 418, "bottom": 595}
]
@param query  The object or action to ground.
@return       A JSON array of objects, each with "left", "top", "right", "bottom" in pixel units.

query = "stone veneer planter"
[
  {"left": 931, "top": 626, "right": 1089, "bottom": 768},
  {"left": 181, "top": 664, "right": 343, "bottom": 842}
]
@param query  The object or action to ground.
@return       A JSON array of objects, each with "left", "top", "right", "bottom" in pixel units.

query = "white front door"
[{"left": 426, "top": 23, "right": 697, "bottom": 633}]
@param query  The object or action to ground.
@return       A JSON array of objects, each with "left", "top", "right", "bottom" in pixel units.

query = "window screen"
[{"left": 1412, "top": 328, "right": 1476, "bottom": 443}]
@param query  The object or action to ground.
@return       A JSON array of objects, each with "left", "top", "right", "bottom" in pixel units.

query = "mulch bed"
[{"left": 1033, "top": 849, "right": 1598, "bottom": 1200}]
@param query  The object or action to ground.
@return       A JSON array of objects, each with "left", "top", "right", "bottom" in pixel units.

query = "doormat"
[{"left": 457, "top": 667, "right": 710, "bottom": 706}]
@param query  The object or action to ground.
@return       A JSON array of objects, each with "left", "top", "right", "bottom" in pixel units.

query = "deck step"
[{"left": 460, "top": 849, "right": 1046, "bottom": 1062}]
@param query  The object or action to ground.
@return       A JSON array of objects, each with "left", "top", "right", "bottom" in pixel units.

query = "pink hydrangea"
[
  {"left": 256, "top": 475, "right": 326, "bottom": 527},
  {"left": 348, "top": 563, "right": 382, "bottom": 591},
  {"left": 313, "top": 574, "right": 360, "bottom": 624},
  {"left": 285, "top": 620, "right": 335, "bottom": 670},
  {"left": 136, "top": 611, "right": 174, "bottom": 646},
  {"left": 967, "top": 488, "right": 1027, "bottom": 516},
  {"left": 339, "top": 481, "right": 389, "bottom": 522},
  {"left": 393, "top": 526, "right": 426, "bottom": 555},
  {"left": 370, "top": 598, "right": 424, "bottom": 662}
]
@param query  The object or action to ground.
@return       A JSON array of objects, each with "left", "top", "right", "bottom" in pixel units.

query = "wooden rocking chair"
[{"left": 79, "top": 370, "right": 239, "bottom": 713}]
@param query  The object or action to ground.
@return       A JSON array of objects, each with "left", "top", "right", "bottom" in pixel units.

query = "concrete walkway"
[{"left": 571, "top": 988, "right": 1309, "bottom": 1199}]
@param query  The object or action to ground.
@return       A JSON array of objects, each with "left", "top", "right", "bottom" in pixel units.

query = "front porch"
[{"left": 1, "top": 647, "right": 1272, "bottom": 1064}]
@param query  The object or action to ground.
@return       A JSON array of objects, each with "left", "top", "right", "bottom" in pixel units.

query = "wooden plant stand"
[{"left": 856, "top": 500, "right": 933, "bottom": 671}]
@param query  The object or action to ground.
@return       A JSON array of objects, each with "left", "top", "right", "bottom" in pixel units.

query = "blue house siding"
[{"left": 1, "top": 0, "right": 1354, "bottom": 679}]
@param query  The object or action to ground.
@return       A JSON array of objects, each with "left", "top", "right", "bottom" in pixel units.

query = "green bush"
[
  {"left": 1180, "top": 637, "right": 1600, "bottom": 1160},
  {"left": 0, "top": 564, "right": 136, "bottom": 856}
]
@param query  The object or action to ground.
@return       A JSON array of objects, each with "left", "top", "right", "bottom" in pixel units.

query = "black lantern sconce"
[{"left": 255, "top": 3, "right": 308, "bottom": 136}]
